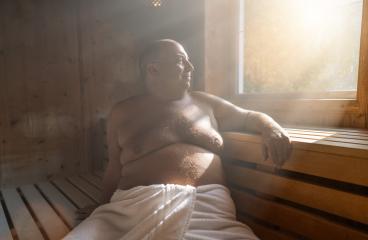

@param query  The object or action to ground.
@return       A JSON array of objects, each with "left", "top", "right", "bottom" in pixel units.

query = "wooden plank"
[
  {"left": 237, "top": 215, "right": 297, "bottom": 240},
  {"left": 224, "top": 137, "right": 368, "bottom": 186},
  {"left": 286, "top": 127, "right": 368, "bottom": 136},
  {"left": 1, "top": 188, "right": 44, "bottom": 240},
  {"left": 80, "top": 174, "right": 103, "bottom": 189},
  {"left": 286, "top": 129, "right": 368, "bottom": 141},
  {"left": 287, "top": 137, "right": 368, "bottom": 150},
  {"left": 40, "top": 0, "right": 83, "bottom": 175},
  {"left": 226, "top": 165, "right": 368, "bottom": 224},
  {"left": 20, "top": 185, "right": 69, "bottom": 240},
  {"left": 315, "top": 139, "right": 368, "bottom": 150},
  {"left": 67, "top": 176, "right": 101, "bottom": 202},
  {"left": 288, "top": 133, "right": 368, "bottom": 146},
  {"left": 357, "top": 0, "right": 368, "bottom": 129},
  {"left": 0, "top": 0, "right": 6, "bottom": 189},
  {"left": 0, "top": 0, "right": 83, "bottom": 187},
  {"left": 288, "top": 133, "right": 368, "bottom": 147},
  {"left": 0, "top": 203, "right": 13, "bottom": 240},
  {"left": 37, "top": 181, "right": 78, "bottom": 228},
  {"left": 223, "top": 132, "right": 368, "bottom": 159},
  {"left": 232, "top": 189, "right": 368, "bottom": 240},
  {"left": 52, "top": 178, "right": 94, "bottom": 208}
]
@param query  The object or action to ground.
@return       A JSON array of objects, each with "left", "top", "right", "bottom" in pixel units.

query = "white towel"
[{"left": 63, "top": 184, "right": 259, "bottom": 240}]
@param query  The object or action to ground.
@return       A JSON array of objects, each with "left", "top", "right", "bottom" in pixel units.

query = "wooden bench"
[
  {"left": 224, "top": 127, "right": 368, "bottom": 240},
  {"left": 0, "top": 172, "right": 103, "bottom": 240},
  {"left": 1, "top": 127, "right": 367, "bottom": 240}
]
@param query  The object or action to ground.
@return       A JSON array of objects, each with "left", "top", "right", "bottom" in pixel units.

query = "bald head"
[
  {"left": 138, "top": 39, "right": 194, "bottom": 100},
  {"left": 139, "top": 39, "right": 183, "bottom": 80}
]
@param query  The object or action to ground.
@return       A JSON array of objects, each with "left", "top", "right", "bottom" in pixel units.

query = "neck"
[
  {"left": 149, "top": 90, "right": 189, "bottom": 103},
  {"left": 145, "top": 79, "right": 188, "bottom": 102}
]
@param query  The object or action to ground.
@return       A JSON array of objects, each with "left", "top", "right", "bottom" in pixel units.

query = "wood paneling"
[
  {"left": 233, "top": 190, "right": 368, "bottom": 240},
  {"left": 0, "top": 203, "right": 13, "bottom": 240},
  {"left": 227, "top": 165, "right": 368, "bottom": 224},
  {"left": 224, "top": 130, "right": 368, "bottom": 186},
  {"left": 20, "top": 184, "right": 69, "bottom": 240},
  {"left": 0, "top": 0, "right": 82, "bottom": 186},
  {"left": 37, "top": 181, "right": 78, "bottom": 228},
  {"left": 0, "top": 0, "right": 5, "bottom": 187},
  {"left": 237, "top": 214, "right": 297, "bottom": 240},
  {"left": 2, "top": 188, "right": 44, "bottom": 240},
  {"left": 0, "top": 0, "right": 205, "bottom": 186},
  {"left": 358, "top": 0, "right": 368, "bottom": 129},
  {"left": 0, "top": 174, "right": 102, "bottom": 239},
  {"left": 204, "top": 0, "right": 237, "bottom": 97},
  {"left": 51, "top": 178, "right": 95, "bottom": 208},
  {"left": 223, "top": 129, "right": 368, "bottom": 239}
]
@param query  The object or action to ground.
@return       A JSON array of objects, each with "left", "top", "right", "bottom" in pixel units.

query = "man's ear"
[{"left": 147, "top": 63, "right": 159, "bottom": 76}]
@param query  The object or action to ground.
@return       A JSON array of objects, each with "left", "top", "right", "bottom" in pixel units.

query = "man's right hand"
[{"left": 76, "top": 204, "right": 99, "bottom": 220}]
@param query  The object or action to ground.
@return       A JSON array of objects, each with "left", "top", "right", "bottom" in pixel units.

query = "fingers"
[
  {"left": 277, "top": 136, "right": 291, "bottom": 167},
  {"left": 264, "top": 133, "right": 292, "bottom": 168},
  {"left": 268, "top": 140, "right": 280, "bottom": 166}
]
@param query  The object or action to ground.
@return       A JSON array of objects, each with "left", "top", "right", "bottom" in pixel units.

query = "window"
[{"left": 238, "top": 0, "right": 364, "bottom": 99}]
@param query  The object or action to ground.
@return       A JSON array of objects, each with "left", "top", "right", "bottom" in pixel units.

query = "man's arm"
[
  {"left": 192, "top": 91, "right": 292, "bottom": 167},
  {"left": 76, "top": 106, "right": 123, "bottom": 220},
  {"left": 100, "top": 106, "right": 124, "bottom": 204}
]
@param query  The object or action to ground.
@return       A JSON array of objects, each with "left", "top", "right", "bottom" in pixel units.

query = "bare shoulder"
[
  {"left": 190, "top": 91, "right": 234, "bottom": 109},
  {"left": 190, "top": 91, "right": 220, "bottom": 101}
]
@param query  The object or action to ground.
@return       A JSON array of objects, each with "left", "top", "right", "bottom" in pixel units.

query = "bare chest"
[{"left": 118, "top": 103, "right": 223, "bottom": 163}]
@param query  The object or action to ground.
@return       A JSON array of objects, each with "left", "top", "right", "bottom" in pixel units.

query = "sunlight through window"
[{"left": 238, "top": 0, "right": 364, "bottom": 98}]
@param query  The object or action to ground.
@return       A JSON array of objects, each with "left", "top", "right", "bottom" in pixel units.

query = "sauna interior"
[{"left": 0, "top": 0, "right": 367, "bottom": 239}]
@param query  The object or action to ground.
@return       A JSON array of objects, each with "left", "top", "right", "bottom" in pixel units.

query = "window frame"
[{"left": 227, "top": 0, "right": 368, "bottom": 128}]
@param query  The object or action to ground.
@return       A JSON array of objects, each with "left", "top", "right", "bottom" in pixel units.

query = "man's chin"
[
  {"left": 181, "top": 78, "right": 191, "bottom": 89},
  {"left": 184, "top": 81, "right": 191, "bottom": 89}
]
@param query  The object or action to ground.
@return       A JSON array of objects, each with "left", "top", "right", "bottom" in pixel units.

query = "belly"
[{"left": 118, "top": 143, "right": 226, "bottom": 189}]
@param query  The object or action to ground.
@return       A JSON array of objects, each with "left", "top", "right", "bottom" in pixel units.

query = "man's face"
[{"left": 151, "top": 42, "right": 194, "bottom": 98}]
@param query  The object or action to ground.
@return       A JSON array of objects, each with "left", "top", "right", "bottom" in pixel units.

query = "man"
[{"left": 65, "top": 39, "right": 291, "bottom": 240}]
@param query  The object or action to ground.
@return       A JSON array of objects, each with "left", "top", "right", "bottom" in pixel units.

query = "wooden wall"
[{"left": 0, "top": 0, "right": 204, "bottom": 187}]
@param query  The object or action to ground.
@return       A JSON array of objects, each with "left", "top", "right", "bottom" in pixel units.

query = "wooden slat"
[
  {"left": 0, "top": 0, "right": 84, "bottom": 187},
  {"left": 232, "top": 189, "right": 368, "bottom": 240},
  {"left": 37, "top": 181, "right": 78, "bottom": 228},
  {"left": 52, "top": 179, "right": 94, "bottom": 208},
  {"left": 237, "top": 215, "right": 297, "bottom": 240},
  {"left": 80, "top": 174, "right": 103, "bottom": 189},
  {"left": 20, "top": 185, "right": 69, "bottom": 240},
  {"left": 286, "top": 126, "right": 368, "bottom": 135},
  {"left": 290, "top": 136, "right": 368, "bottom": 150},
  {"left": 223, "top": 132, "right": 368, "bottom": 159},
  {"left": 226, "top": 165, "right": 368, "bottom": 224},
  {"left": 224, "top": 137, "right": 368, "bottom": 186},
  {"left": 1, "top": 188, "right": 44, "bottom": 240},
  {"left": 286, "top": 129, "right": 368, "bottom": 141},
  {"left": 288, "top": 133, "right": 368, "bottom": 146},
  {"left": 0, "top": 203, "right": 13, "bottom": 240},
  {"left": 68, "top": 176, "right": 101, "bottom": 202},
  {"left": 357, "top": 0, "right": 368, "bottom": 129},
  {"left": 224, "top": 131, "right": 368, "bottom": 159}
]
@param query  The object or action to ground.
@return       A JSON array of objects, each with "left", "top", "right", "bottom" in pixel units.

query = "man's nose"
[{"left": 185, "top": 59, "right": 194, "bottom": 72}]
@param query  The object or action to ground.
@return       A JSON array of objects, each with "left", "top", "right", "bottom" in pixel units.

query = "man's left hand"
[{"left": 261, "top": 127, "right": 292, "bottom": 168}]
